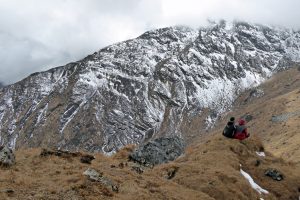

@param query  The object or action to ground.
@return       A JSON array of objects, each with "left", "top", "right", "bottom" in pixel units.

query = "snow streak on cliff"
[{"left": 0, "top": 21, "right": 299, "bottom": 153}]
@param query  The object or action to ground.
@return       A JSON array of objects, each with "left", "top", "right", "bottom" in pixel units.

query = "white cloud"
[
  {"left": 160, "top": 0, "right": 300, "bottom": 28},
  {"left": 0, "top": 0, "right": 299, "bottom": 84}
]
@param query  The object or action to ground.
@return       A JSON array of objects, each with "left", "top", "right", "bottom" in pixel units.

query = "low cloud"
[{"left": 0, "top": 0, "right": 299, "bottom": 84}]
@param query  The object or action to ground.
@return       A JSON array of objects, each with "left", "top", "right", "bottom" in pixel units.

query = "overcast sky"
[{"left": 1, "top": 0, "right": 300, "bottom": 84}]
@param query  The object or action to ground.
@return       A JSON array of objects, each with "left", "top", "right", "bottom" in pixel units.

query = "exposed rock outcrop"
[
  {"left": 83, "top": 168, "right": 118, "bottom": 192},
  {"left": 265, "top": 168, "right": 284, "bottom": 181},
  {"left": 129, "top": 136, "right": 185, "bottom": 166},
  {"left": 0, "top": 146, "right": 15, "bottom": 167},
  {"left": 40, "top": 148, "right": 95, "bottom": 164},
  {"left": 0, "top": 21, "right": 300, "bottom": 154},
  {"left": 271, "top": 110, "right": 300, "bottom": 122}
]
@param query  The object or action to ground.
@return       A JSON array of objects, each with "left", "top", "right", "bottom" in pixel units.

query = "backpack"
[
  {"left": 222, "top": 123, "right": 236, "bottom": 138},
  {"left": 234, "top": 125, "right": 247, "bottom": 140},
  {"left": 235, "top": 125, "right": 246, "bottom": 135}
]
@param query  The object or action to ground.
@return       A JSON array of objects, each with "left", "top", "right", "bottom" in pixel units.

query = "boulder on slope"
[
  {"left": 0, "top": 146, "right": 15, "bottom": 167},
  {"left": 129, "top": 136, "right": 185, "bottom": 166}
]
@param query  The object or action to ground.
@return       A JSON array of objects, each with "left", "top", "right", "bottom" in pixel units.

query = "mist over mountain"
[
  {"left": 0, "top": 21, "right": 299, "bottom": 154},
  {"left": 2, "top": 0, "right": 300, "bottom": 85}
]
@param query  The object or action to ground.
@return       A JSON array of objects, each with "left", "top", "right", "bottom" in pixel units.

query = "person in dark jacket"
[
  {"left": 222, "top": 117, "right": 236, "bottom": 138},
  {"left": 233, "top": 119, "right": 250, "bottom": 140}
]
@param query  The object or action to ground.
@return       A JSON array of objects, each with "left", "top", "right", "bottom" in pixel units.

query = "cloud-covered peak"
[{"left": 0, "top": 0, "right": 300, "bottom": 84}]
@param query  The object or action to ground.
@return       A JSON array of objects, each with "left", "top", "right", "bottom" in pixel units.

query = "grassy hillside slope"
[
  {"left": 0, "top": 135, "right": 299, "bottom": 199},
  {"left": 220, "top": 66, "right": 300, "bottom": 163},
  {"left": 1, "top": 67, "right": 300, "bottom": 200}
]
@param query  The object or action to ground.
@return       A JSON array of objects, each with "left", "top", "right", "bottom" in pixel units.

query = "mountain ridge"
[
  {"left": 0, "top": 21, "right": 300, "bottom": 154},
  {"left": 2, "top": 66, "right": 300, "bottom": 199}
]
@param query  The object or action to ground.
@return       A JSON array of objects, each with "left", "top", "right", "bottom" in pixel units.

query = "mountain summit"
[{"left": 0, "top": 21, "right": 300, "bottom": 153}]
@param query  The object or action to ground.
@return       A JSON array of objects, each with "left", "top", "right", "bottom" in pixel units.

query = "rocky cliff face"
[{"left": 0, "top": 21, "right": 300, "bottom": 154}]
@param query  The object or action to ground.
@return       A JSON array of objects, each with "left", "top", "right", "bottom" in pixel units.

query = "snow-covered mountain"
[{"left": 0, "top": 21, "right": 299, "bottom": 154}]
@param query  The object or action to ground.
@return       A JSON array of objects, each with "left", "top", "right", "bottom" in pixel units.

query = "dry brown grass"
[
  {"left": 1, "top": 67, "right": 300, "bottom": 199},
  {"left": 169, "top": 134, "right": 300, "bottom": 200},
  {"left": 112, "top": 144, "right": 136, "bottom": 160},
  {"left": 217, "top": 66, "right": 300, "bottom": 164},
  {"left": 0, "top": 132, "right": 299, "bottom": 199}
]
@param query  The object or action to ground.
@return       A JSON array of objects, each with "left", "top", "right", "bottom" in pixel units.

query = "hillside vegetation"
[
  {"left": 0, "top": 135, "right": 299, "bottom": 199},
  {"left": 220, "top": 66, "right": 300, "bottom": 163},
  {"left": 1, "top": 67, "right": 300, "bottom": 200}
]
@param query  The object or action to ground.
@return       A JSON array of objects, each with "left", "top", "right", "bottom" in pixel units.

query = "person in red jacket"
[{"left": 234, "top": 119, "right": 250, "bottom": 140}]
